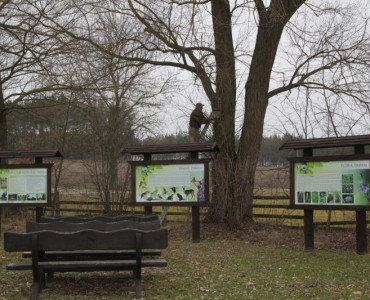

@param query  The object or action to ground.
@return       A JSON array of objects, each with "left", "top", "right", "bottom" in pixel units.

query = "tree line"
[{"left": 7, "top": 105, "right": 293, "bottom": 167}]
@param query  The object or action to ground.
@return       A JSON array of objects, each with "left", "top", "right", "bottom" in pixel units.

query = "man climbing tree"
[{"left": 189, "top": 103, "right": 210, "bottom": 142}]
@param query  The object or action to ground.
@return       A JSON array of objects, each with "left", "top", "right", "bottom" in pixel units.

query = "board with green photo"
[
  {"left": 131, "top": 161, "right": 209, "bottom": 206},
  {"left": 291, "top": 158, "right": 370, "bottom": 209},
  {"left": 0, "top": 164, "right": 51, "bottom": 206}
]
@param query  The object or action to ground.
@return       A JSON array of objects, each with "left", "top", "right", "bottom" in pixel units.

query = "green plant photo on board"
[{"left": 294, "top": 160, "right": 370, "bottom": 206}]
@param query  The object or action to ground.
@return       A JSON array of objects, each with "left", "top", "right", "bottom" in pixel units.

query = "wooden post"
[
  {"left": 143, "top": 153, "right": 152, "bottom": 215},
  {"left": 190, "top": 151, "right": 199, "bottom": 159},
  {"left": 0, "top": 207, "right": 2, "bottom": 236},
  {"left": 354, "top": 145, "right": 365, "bottom": 155},
  {"left": 304, "top": 209, "right": 314, "bottom": 250},
  {"left": 35, "top": 157, "right": 44, "bottom": 222},
  {"left": 356, "top": 210, "right": 367, "bottom": 254},
  {"left": 192, "top": 206, "right": 200, "bottom": 243},
  {"left": 302, "top": 147, "right": 314, "bottom": 250},
  {"left": 354, "top": 145, "right": 367, "bottom": 254},
  {"left": 144, "top": 206, "right": 153, "bottom": 215},
  {"left": 303, "top": 148, "right": 313, "bottom": 157}
]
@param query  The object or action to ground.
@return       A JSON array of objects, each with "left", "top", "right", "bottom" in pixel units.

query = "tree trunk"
[
  {"left": 0, "top": 82, "right": 8, "bottom": 152},
  {"left": 209, "top": 0, "right": 306, "bottom": 227},
  {"left": 208, "top": 0, "right": 238, "bottom": 226}
]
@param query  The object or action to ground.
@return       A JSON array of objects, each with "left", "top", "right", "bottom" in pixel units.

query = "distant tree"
[
  {"left": 64, "top": 11, "right": 168, "bottom": 213},
  {"left": 142, "top": 133, "right": 190, "bottom": 145},
  {"left": 0, "top": 0, "right": 78, "bottom": 151},
  {"left": 2, "top": 1, "right": 169, "bottom": 213},
  {"left": 258, "top": 134, "right": 296, "bottom": 167}
]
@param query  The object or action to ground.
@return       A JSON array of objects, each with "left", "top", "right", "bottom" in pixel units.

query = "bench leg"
[
  {"left": 46, "top": 272, "right": 54, "bottom": 282},
  {"left": 30, "top": 282, "right": 40, "bottom": 300},
  {"left": 135, "top": 279, "right": 142, "bottom": 299},
  {"left": 41, "top": 272, "right": 46, "bottom": 289}
]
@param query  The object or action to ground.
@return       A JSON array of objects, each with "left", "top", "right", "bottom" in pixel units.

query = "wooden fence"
[{"left": 42, "top": 194, "right": 366, "bottom": 228}]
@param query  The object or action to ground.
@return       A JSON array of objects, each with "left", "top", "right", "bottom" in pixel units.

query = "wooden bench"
[
  {"left": 5, "top": 229, "right": 168, "bottom": 300},
  {"left": 40, "top": 214, "right": 158, "bottom": 223},
  {"left": 23, "top": 220, "right": 162, "bottom": 260}
]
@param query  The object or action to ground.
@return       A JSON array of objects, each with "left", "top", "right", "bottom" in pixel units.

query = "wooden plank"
[
  {"left": 279, "top": 134, "right": 370, "bottom": 150},
  {"left": 253, "top": 195, "right": 289, "bottom": 200},
  {"left": 22, "top": 249, "right": 162, "bottom": 260},
  {"left": 7, "top": 263, "right": 33, "bottom": 270},
  {"left": 40, "top": 214, "right": 159, "bottom": 223},
  {"left": 253, "top": 204, "right": 289, "bottom": 209},
  {"left": 8, "top": 259, "right": 167, "bottom": 272},
  {"left": 44, "top": 208, "right": 105, "bottom": 214},
  {"left": 38, "top": 259, "right": 167, "bottom": 270},
  {"left": 4, "top": 229, "right": 168, "bottom": 251},
  {"left": 26, "top": 219, "right": 161, "bottom": 232},
  {"left": 0, "top": 149, "right": 63, "bottom": 158},
  {"left": 314, "top": 221, "right": 357, "bottom": 226},
  {"left": 253, "top": 214, "right": 303, "bottom": 220},
  {"left": 123, "top": 142, "right": 218, "bottom": 154}
]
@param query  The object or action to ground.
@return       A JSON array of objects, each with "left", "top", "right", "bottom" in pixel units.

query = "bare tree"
[
  {"left": 64, "top": 11, "right": 168, "bottom": 213},
  {"left": 0, "top": 0, "right": 83, "bottom": 151},
  {"left": 5, "top": 0, "right": 370, "bottom": 227},
  {"left": 269, "top": 2, "right": 370, "bottom": 138},
  {"left": 121, "top": 0, "right": 370, "bottom": 227}
]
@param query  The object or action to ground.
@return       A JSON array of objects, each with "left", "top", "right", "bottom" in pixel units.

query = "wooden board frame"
[
  {"left": 289, "top": 154, "right": 370, "bottom": 211},
  {"left": 0, "top": 163, "right": 52, "bottom": 207},
  {"left": 129, "top": 159, "right": 210, "bottom": 207}
]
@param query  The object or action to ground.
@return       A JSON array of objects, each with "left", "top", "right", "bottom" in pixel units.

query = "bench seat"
[
  {"left": 40, "top": 214, "right": 159, "bottom": 223},
  {"left": 22, "top": 249, "right": 161, "bottom": 260},
  {"left": 7, "top": 258, "right": 167, "bottom": 272}
]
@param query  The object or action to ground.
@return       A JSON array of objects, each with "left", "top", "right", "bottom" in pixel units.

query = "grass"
[{"left": 1, "top": 237, "right": 369, "bottom": 299}]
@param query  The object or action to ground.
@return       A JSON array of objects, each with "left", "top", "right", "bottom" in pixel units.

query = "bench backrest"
[
  {"left": 4, "top": 229, "right": 168, "bottom": 252},
  {"left": 40, "top": 214, "right": 158, "bottom": 223},
  {"left": 26, "top": 219, "right": 160, "bottom": 232}
]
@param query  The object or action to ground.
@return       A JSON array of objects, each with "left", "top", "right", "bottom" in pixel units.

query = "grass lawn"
[{"left": 1, "top": 236, "right": 369, "bottom": 299}]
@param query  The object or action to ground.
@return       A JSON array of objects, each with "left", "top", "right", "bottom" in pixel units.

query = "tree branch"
[{"left": 254, "top": 0, "right": 266, "bottom": 17}]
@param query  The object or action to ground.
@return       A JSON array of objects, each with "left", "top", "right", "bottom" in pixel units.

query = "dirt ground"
[{"left": 166, "top": 221, "right": 368, "bottom": 254}]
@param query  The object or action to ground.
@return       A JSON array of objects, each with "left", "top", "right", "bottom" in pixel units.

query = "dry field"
[{"left": 54, "top": 159, "right": 290, "bottom": 191}]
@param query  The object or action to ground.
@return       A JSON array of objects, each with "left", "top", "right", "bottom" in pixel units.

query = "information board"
[
  {"left": 292, "top": 158, "right": 370, "bottom": 208},
  {"left": 0, "top": 164, "right": 52, "bottom": 206},
  {"left": 130, "top": 160, "right": 209, "bottom": 206}
]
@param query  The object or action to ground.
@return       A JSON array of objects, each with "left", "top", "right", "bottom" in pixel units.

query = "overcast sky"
[{"left": 151, "top": 0, "right": 370, "bottom": 140}]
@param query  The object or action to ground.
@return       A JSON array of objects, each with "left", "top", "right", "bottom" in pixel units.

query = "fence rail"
[{"left": 41, "top": 194, "right": 368, "bottom": 228}]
